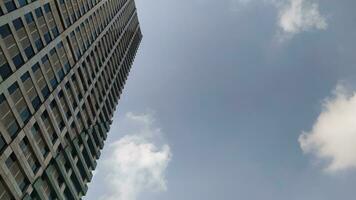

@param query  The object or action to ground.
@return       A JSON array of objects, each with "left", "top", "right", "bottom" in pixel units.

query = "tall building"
[{"left": 0, "top": 0, "right": 142, "bottom": 199}]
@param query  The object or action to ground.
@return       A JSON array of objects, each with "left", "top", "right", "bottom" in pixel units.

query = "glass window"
[
  {"left": 1, "top": 94, "right": 19, "bottom": 138},
  {"left": 8, "top": 82, "right": 18, "bottom": 94},
  {"left": 19, "top": 106, "right": 31, "bottom": 123},
  {"left": 8, "top": 119, "right": 19, "bottom": 138},
  {"left": 4, "top": 0, "right": 17, "bottom": 12},
  {"left": 30, "top": 190, "right": 40, "bottom": 199},
  {"left": 12, "top": 54, "right": 24, "bottom": 69},
  {"left": 51, "top": 27, "right": 59, "bottom": 37},
  {"left": 35, "top": 8, "right": 43, "bottom": 17},
  {"left": 6, "top": 153, "right": 30, "bottom": 192},
  {"left": 31, "top": 123, "right": 49, "bottom": 157},
  {"left": 18, "top": 176, "right": 29, "bottom": 192},
  {"left": 18, "top": 0, "right": 27, "bottom": 7},
  {"left": 20, "top": 137, "right": 40, "bottom": 173},
  {"left": 25, "top": 13, "right": 34, "bottom": 24},
  {"left": 49, "top": 49, "right": 56, "bottom": 55},
  {"left": 0, "top": 24, "right": 12, "bottom": 38},
  {"left": 44, "top": 32, "right": 51, "bottom": 43},
  {"left": 44, "top": 3, "right": 51, "bottom": 13},
  {"left": 21, "top": 72, "right": 41, "bottom": 110},
  {"left": 50, "top": 78, "right": 57, "bottom": 88},
  {"left": 20, "top": 71, "right": 30, "bottom": 82},
  {"left": 0, "top": 63, "right": 12, "bottom": 80},
  {"left": 5, "top": 153, "right": 15, "bottom": 168},
  {"left": 9, "top": 82, "right": 31, "bottom": 123},
  {"left": 0, "top": 134, "right": 6, "bottom": 153},
  {"left": 41, "top": 111, "right": 57, "bottom": 143},
  {"left": 35, "top": 38, "right": 44, "bottom": 50},
  {"left": 31, "top": 96, "right": 41, "bottom": 110},
  {"left": 13, "top": 18, "right": 24, "bottom": 30},
  {"left": 32, "top": 62, "right": 40, "bottom": 71},
  {"left": 41, "top": 86, "right": 50, "bottom": 98},
  {"left": 24, "top": 46, "right": 35, "bottom": 59}
]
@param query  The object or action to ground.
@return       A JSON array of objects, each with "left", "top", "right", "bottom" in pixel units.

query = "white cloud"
[
  {"left": 278, "top": 0, "right": 327, "bottom": 35},
  {"left": 299, "top": 83, "right": 356, "bottom": 172},
  {"left": 230, "top": 0, "right": 327, "bottom": 38},
  {"left": 100, "top": 112, "right": 172, "bottom": 200}
]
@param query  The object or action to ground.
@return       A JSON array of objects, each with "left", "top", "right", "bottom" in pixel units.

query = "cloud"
[
  {"left": 278, "top": 0, "right": 327, "bottom": 35},
  {"left": 230, "top": 0, "right": 327, "bottom": 38},
  {"left": 100, "top": 112, "right": 172, "bottom": 200},
  {"left": 299, "top": 83, "right": 356, "bottom": 172}
]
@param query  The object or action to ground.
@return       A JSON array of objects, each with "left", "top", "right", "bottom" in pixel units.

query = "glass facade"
[{"left": 0, "top": 0, "right": 142, "bottom": 199}]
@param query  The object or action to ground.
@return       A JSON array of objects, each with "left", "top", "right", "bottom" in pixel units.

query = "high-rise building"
[{"left": 0, "top": 0, "right": 142, "bottom": 199}]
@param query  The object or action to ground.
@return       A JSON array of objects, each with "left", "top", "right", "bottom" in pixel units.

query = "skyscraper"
[{"left": 0, "top": 0, "right": 142, "bottom": 199}]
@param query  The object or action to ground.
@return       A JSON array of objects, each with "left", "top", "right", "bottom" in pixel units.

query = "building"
[{"left": 0, "top": 0, "right": 142, "bottom": 199}]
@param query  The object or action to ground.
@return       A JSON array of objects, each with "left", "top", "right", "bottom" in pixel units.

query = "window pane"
[
  {"left": 13, "top": 18, "right": 24, "bottom": 30},
  {"left": 0, "top": 134, "right": 6, "bottom": 153},
  {"left": 0, "top": 63, "right": 12, "bottom": 80},
  {"left": 12, "top": 54, "right": 24, "bottom": 69},
  {"left": 18, "top": 0, "right": 27, "bottom": 7},
  {"left": 4, "top": 1, "right": 16, "bottom": 12},
  {"left": 0, "top": 24, "right": 12, "bottom": 38}
]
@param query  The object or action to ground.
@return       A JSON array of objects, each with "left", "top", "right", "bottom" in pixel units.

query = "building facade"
[{"left": 0, "top": 0, "right": 142, "bottom": 199}]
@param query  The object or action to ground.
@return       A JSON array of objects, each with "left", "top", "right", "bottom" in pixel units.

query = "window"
[
  {"left": 0, "top": 134, "right": 6, "bottom": 153},
  {"left": 52, "top": 26, "right": 59, "bottom": 37},
  {"left": 35, "top": 38, "right": 44, "bottom": 50},
  {"left": 41, "top": 86, "right": 50, "bottom": 98},
  {"left": 50, "top": 100, "right": 65, "bottom": 131},
  {"left": 0, "top": 63, "right": 12, "bottom": 80},
  {"left": 65, "top": 82, "right": 77, "bottom": 108},
  {"left": 49, "top": 48, "right": 56, "bottom": 56},
  {"left": 4, "top": 0, "right": 16, "bottom": 12},
  {"left": 41, "top": 56, "right": 57, "bottom": 88},
  {"left": 19, "top": 106, "right": 31, "bottom": 123},
  {"left": 44, "top": 3, "right": 51, "bottom": 13},
  {"left": 13, "top": 18, "right": 24, "bottom": 31},
  {"left": 9, "top": 82, "right": 31, "bottom": 124},
  {"left": 21, "top": 72, "right": 41, "bottom": 110},
  {"left": 5, "top": 153, "right": 15, "bottom": 168},
  {"left": 41, "top": 111, "right": 58, "bottom": 144},
  {"left": 1, "top": 94, "right": 20, "bottom": 138},
  {"left": 31, "top": 123, "right": 49, "bottom": 157},
  {"left": 25, "top": 13, "right": 34, "bottom": 24},
  {"left": 18, "top": 176, "right": 30, "bottom": 192},
  {"left": 6, "top": 153, "right": 30, "bottom": 192},
  {"left": 71, "top": 173, "right": 82, "bottom": 195},
  {"left": 42, "top": 177, "right": 57, "bottom": 200},
  {"left": 19, "top": 137, "right": 40, "bottom": 173},
  {"left": 20, "top": 72, "right": 30, "bottom": 82},
  {"left": 77, "top": 155, "right": 87, "bottom": 181},
  {"left": 44, "top": 32, "right": 52, "bottom": 43},
  {"left": 58, "top": 90, "right": 72, "bottom": 119},
  {"left": 18, "top": 0, "right": 27, "bottom": 7},
  {"left": 32, "top": 63, "right": 39, "bottom": 71},
  {"left": 35, "top": 8, "right": 43, "bottom": 17},
  {"left": 0, "top": 24, "right": 12, "bottom": 38},
  {"left": 30, "top": 190, "right": 41, "bottom": 200},
  {"left": 32, "top": 63, "right": 50, "bottom": 99},
  {"left": 12, "top": 53, "right": 24, "bottom": 69},
  {"left": 8, "top": 82, "right": 18, "bottom": 94},
  {"left": 24, "top": 46, "right": 35, "bottom": 59},
  {"left": 0, "top": 178, "right": 13, "bottom": 199},
  {"left": 50, "top": 77, "right": 58, "bottom": 88}
]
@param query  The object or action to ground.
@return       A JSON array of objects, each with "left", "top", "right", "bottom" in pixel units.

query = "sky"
[{"left": 85, "top": 0, "right": 356, "bottom": 199}]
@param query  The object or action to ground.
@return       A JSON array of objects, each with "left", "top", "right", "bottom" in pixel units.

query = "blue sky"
[{"left": 85, "top": 0, "right": 356, "bottom": 199}]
